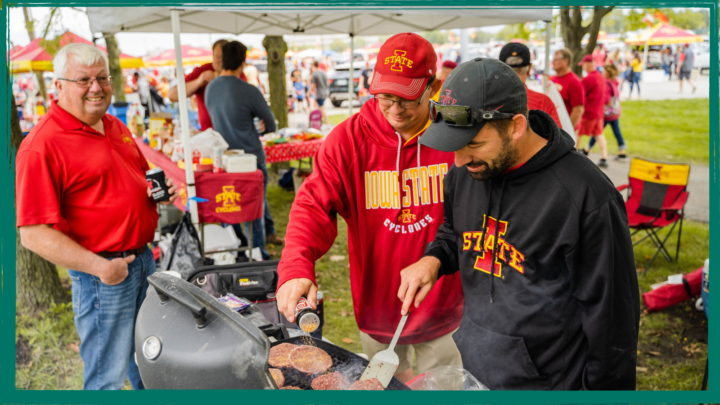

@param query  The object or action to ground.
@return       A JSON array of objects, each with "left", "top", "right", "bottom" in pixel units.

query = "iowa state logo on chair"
[{"left": 385, "top": 50, "right": 414, "bottom": 72}]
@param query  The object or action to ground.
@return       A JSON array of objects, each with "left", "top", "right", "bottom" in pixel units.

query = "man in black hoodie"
[{"left": 398, "top": 58, "right": 640, "bottom": 390}]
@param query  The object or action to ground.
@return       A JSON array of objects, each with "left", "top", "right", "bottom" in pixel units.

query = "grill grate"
[{"left": 271, "top": 336, "right": 409, "bottom": 390}]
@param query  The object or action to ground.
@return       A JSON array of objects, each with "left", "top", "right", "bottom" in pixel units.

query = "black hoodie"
[{"left": 425, "top": 110, "right": 640, "bottom": 390}]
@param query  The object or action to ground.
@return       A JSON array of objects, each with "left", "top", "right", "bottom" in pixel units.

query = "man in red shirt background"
[
  {"left": 168, "top": 39, "right": 249, "bottom": 132},
  {"left": 551, "top": 49, "right": 585, "bottom": 131},
  {"left": 16, "top": 43, "right": 177, "bottom": 390},
  {"left": 499, "top": 43, "right": 562, "bottom": 128},
  {"left": 576, "top": 55, "right": 610, "bottom": 168}
]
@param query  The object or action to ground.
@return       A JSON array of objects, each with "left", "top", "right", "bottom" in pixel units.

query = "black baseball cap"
[
  {"left": 499, "top": 43, "right": 531, "bottom": 68},
  {"left": 420, "top": 58, "right": 527, "bottom": 152}
]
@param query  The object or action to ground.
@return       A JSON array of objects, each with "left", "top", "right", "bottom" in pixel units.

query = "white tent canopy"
[
  {"left": 88, "top": 8, "right": 552, "bottom": 36},
  {"left": 87, "top": 7, "right": 552, "bottom": 229}
]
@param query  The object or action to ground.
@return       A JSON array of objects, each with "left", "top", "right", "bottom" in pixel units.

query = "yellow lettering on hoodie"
[
  {"left": 427, "top": 165, "right": 439, "bottom": 203},
  {"left": 370, "top": 171, "right": 380, "bottom": 209},
  {"left": 402, "top": 170, "right": 411, "bottom": 207},
  {"left": 419, "top": 166, "right": 430, "bottom": 205},
  {"left": 391, "top": 171, "right": 400, "bottom": 209},
  {"left": 379, "top": 171, "right": 393, "bottom": 208},
  {"left": 439, "top": 163, "right": 448, "bottom": 202},
  {"left": 408, "top": 167, "right": 419, "bottom": 206},
  {"left": 365, "top": 171, "right": 372, "bottom": 209}
]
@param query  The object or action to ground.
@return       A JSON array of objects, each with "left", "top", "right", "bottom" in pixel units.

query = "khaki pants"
[{"left": 360, "top": 329, "right": 462, "bottom": 376}]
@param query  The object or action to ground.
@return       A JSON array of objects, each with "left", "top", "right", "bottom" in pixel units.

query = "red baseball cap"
[
  {"left": 369, "top": 33, "right": 437, "bottom": 100},
  {"left": 442, "top": 60, "right": 458, "bottom": 69},
  {"left": 577, "top": 54, "right": 594, "bottom": 66}
]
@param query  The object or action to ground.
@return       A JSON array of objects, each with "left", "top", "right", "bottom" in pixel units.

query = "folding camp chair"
[{"left": 616, "top": 158, "right": 690, "bottom": 276}]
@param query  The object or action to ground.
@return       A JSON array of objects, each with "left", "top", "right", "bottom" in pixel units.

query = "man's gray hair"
[{"left": 53, "top": 43, "right": 108, "bottom": 79}]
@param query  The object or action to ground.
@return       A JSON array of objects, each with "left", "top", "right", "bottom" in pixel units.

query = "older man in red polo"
[{"left": 16, "top": 43, "right": 177, "bottom": 390}]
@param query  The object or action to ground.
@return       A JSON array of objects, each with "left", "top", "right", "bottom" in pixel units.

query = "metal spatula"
[{"left": 359, "top": 313, "right": 408, "bottom": 388}]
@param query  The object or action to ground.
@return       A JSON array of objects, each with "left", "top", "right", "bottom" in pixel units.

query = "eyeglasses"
[
  {"left": 57, "top": 76, "right": 112, "bottom": 88},
  {"left": 375, "top": 84, "right": 432, "bottom": 110},
  {"left": 429, "top": 99, "right": 517, "bottom": 127}
]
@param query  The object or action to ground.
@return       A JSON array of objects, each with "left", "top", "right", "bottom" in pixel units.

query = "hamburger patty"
[
  {"left": 311, "top": 372, "right": 349, "bottom": 390},
  {"left": 280, "top": 386, "right": 302, "bottom": 390},
  {"left": 288, "top": 345, "right": 333, "bottom": 374},
  {"left": 348, "top": 378, "right": 384, "bottom": 390},
  {"left": 269, "top": 343, "right": 298, "bottom": 368},
  {"left": 269, "top": 368, "right": 285, "bottom": 388}
]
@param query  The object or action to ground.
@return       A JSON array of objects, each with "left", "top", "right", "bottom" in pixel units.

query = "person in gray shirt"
[
  {"left": 676, "top": 43, "right": 696, "bottom": 94},
  {"left": 206, "top": 41, "right": 279, "bottom": 259},
  {"left": 310, "top": 61, "right": 330, "bottom": 126}
]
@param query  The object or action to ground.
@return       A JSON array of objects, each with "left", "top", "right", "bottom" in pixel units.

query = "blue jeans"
[
  {"left": 231, "top": 161, "right": 273, "bottom": 260},
  {"left": 68, "top": 247, "right": 156, "bottom": 390},
  {"left": 629, "top": 72, "right": 641, "bottom": 96},
  {"left": 588, "top": 119, "right": 626, "bottom": 152}
]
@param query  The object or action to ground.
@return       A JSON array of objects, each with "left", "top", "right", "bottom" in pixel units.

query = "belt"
[{"left": 97, "top": 245, "right": 148, "bottom": 259}]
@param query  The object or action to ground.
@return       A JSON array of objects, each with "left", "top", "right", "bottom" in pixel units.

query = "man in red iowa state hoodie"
[{"left": 277, "top": 33, "right": 464, "bottom": 382}]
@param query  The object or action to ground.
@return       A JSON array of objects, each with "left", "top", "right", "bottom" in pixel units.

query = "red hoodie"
[{"left": 278, "top": 98, "right": 464, "bottom": 345}]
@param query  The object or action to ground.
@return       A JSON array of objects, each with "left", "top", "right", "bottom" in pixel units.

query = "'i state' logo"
[{"left": 462, "top": 215, "right": 526, "bottom": 278}]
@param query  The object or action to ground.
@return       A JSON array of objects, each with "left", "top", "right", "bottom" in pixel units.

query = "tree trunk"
[
  {"left": 22, "top": 8, "right": 48, "bottom": 101},
  {"left": 104, "top": 33, "right": 126, "bottom": 103},
  {"left": 262, "top": 35, "right": 288, "bottom": 129},
  {"left": 11, "top": 97, "right": 67, "bottom": 313},
  {"left": 561, "top": 7, "right": 614, "bottom": 76}
]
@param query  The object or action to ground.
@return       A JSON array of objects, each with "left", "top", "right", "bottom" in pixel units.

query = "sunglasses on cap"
[{"left": 429, "top": 99, "right": 517, "bottom": 127}]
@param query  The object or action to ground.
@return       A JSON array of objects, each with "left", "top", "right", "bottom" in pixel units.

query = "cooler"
[{"left": 108, "top": 101, "right": 130, "bottom": 125}]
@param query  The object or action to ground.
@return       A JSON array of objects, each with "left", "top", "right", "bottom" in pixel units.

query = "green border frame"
[{"left": 2, "top": 1, "right": 716, "bottom": 403}]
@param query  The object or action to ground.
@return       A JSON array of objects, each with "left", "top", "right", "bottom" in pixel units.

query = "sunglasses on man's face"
[{"left": 428, "top": 99, "right": 516, "bottom": 127}]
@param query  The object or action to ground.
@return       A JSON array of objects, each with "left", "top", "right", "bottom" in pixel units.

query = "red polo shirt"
[
  {"left": 526, "top": 85, "right": 562, "bottom": 128},
  {"left": 16, "top": 101, "right": 159, "bottom": 253},
  {"left": 185, "top": 63, "right": 248, "bottom": 131},
  {"left": 551, "top": 71, "right": 585, "bottom": 116}
]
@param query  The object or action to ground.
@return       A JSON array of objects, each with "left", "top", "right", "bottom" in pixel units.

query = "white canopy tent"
[{"left": 88, "top": 7, "right": 553, "bottom": 226}]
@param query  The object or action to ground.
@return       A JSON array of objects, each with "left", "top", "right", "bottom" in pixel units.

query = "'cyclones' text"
[{"left": 364, "top": 164, "right": 448, "bottom": 209}]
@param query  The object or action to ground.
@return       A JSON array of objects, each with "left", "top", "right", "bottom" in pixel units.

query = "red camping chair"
[{"left": 617, "top": 158, "right": 690, "bottom": 276}]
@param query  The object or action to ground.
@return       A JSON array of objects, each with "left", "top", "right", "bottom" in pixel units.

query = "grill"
[{"left": 271, "top": 337, "right": 409, "bottom": 390}]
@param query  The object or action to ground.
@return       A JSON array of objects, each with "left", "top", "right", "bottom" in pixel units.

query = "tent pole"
[
  {"left": 544, "top": 19, "right": 552, "bottom": 93},
  {"left": 642, "top": 43, "right": 649, "bottom": 82},
  {"left": 348, "top": 16, "right": 355, "bottom": 116},
  {"left": 170, "top": 9, "right": 200, "bottom": 228}
]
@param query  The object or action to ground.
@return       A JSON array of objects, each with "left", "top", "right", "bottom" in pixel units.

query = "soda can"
[
  {"left": 212, "top": 146, "right": 224, "bottom": 173},
  {"left": 253, "top": 117, "right": 263, "bottom": 133},
  {"left": 145, "top": 168, "right": 171, "bottom": 202},
  {"left": 294, "top": 296, "right": 320, "bottom": 334}
]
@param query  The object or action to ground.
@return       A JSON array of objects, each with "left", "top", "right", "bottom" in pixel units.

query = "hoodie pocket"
[{"left": 453, "top": 317, "right": 550, "bottom": 390}]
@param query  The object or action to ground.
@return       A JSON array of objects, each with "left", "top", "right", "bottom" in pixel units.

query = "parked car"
[
  {"left": 695, "top": 43, "right": 716, "bottom": 74},
  {"left": 327, "top": 61, "right": 373, "bottom": 107}
]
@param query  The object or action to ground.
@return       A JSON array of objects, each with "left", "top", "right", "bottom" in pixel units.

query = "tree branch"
[{"left": 41, "top": 8, "right": 58, "bottom": 40}]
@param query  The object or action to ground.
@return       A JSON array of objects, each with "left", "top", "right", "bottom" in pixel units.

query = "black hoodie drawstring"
[
  {"left": 488, "top": 177, "right": 508, "bottom": 303},
  {"left": 478, "top": 179, "right": 494, "bottom": 255}
]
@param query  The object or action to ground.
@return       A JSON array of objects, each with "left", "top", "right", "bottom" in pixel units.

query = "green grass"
[
  {"left": 581, "top": 98, "right": 709, "bottom": 165},
  {"left": 15, "top": 173, "right": 708, "bottom": 390},
  {"left": 630, "top": 221, "right": 709, "bottom": 390},
  {"left": 331, "top": 98, "right": 711, "bottom": 166}
]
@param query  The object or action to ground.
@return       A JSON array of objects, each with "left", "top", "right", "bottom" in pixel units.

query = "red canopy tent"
[
  {"left": 9, "top": 31, "right": 144, "bottom": 74},
  {"left": 144, "top": 45, "right": 213, "bottom": 67}
]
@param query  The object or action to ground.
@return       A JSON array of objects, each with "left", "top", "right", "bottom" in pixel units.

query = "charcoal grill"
[
  {"left": 271, "top": 337, "right": 409, "bottom": 390},
  {"left": 135, "top": 273, "right": 409, "bottom": 390}
]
